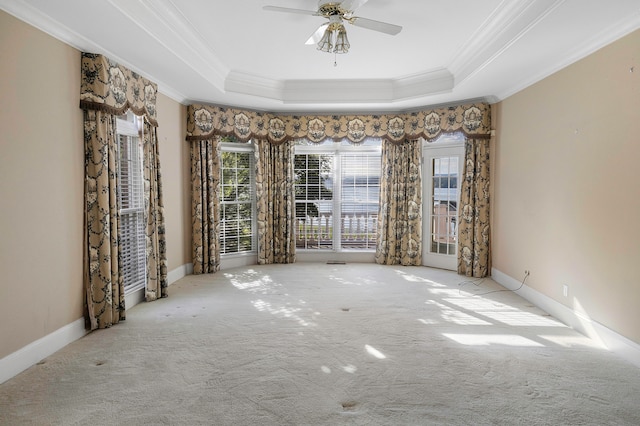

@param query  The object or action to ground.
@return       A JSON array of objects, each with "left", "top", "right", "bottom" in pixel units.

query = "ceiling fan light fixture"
[
  {"left": 264, "top": 0, "right": 401, "bottom": 57},
  {"left": 317, "top": 28, "right": 334, "bottom": 52},
  {"left": 333, "top": 25, "right": 350, "bottom": 54}
]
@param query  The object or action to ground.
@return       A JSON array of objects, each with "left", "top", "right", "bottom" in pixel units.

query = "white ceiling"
[{"left": 2, "top": 0, "right": 640, "bottom": 112}]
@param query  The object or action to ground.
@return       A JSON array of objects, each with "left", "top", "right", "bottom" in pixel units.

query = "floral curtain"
[
  {"left": 254, "top": 139, "right": 296, "bottom": 264},
  {"left": 81, "top": 53, "right": 166, "bottom": 330},
  {"left": 80, "top": 53, "right": 158, "bottom": 125},
  {"left": 83, "top": 110, "right": 125, "bottom": 329},
  {"left": 186, "top": 103, "right": 491, "bottom": 145},
  {"left": 191, "top": 138, "right": 221, "bottom": 274},
  {"left": 375, "top": 139, "right": 422, "bottom": 265},
  {"left": 458, "top": 138, "right": 491, "bottom": 277},
  {"left": 185, "top": 99, "right": 491, "bottom": 270},
  {"left": 143, "top": 123, "right": 168, "bottom": 300}
]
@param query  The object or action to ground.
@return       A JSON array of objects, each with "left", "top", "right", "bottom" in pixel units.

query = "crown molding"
[
  {"left": 0, "top": 0, "right": 192, "bottom": 104},
  {"left": 449, "top": 0, "right": 566, "bottom": 86},
  {"left": 3, "top": 0, "right": 638, "bottom": 111},
  {"left": 283, "top": 78, "right": 393, "bottom": 103},
  {"left": 225, "top": 68, "right": 454, "bottom": 105},
  {"left": 495, "top": 10, "right": 640, "bottom": 102},
  {"left": 0, "top": 0, "right": 98, "bottom": 53},
  {"left": 157, "top": 84, "right": 190, "bottom": 105},
  {"left": 393, "top": 69, "right": 454, "bottom": 100},
  {"left": 106, "top": 0, "right": 228, "bottom": 89},
  {"left": 225, "top": 71, "right": 285, "bottom": 101}
]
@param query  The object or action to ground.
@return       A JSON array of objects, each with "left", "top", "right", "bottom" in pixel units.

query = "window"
[
  {"left": 219, "top": 140, "right": 256, "bottom": 255},
  {"left": 116, "top": 111, "right": 146, "bottom": 293},
  {"left": 294, "top": 138, "right": 381, "bottom": 251}
]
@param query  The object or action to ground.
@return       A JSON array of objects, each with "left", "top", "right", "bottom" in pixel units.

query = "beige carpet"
[{"left": 1, "top": 263, "right": 639, "bottom": 425}]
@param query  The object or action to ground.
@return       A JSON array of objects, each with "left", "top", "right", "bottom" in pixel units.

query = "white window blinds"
[
  {"left": 219, "top": 145, "right": 255, "bottom": 254},
  {"left": 294, "top": 139, "right": 381, "bottom": 251},
  {"left": 117, "top": 112, "right": 146, "bottom": 293}
]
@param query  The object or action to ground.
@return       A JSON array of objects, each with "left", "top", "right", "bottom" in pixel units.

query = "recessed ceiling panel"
[{"left": 1, "top": 0, "right": 639, "bottom": 111}]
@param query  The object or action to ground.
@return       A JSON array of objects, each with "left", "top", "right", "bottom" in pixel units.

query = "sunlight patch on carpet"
[
  {"left": 365, "top": 344, "right": 387, "bottom": 359},
  {"left": 443, "top": 333, "right": 545, "bottom": 347}
]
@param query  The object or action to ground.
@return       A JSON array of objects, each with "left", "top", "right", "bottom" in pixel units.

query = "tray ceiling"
[{"left": 2, "top": 0, "right": 639, "bottom": 112}]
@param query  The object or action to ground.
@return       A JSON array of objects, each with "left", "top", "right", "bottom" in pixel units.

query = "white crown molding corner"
[
  {"left": 157, "top": 84, "right": 190, "bottom": 105},
  {"left": 225, "top": 71, "right": 285, "bottom": 101},
  {"left": 106, "top": 0, "right": 228, "bottom": 90},
  {"left": 0, "top": 0, "right": 107, "bottom": 53},
  {"left": 483, "top": 94, "right": 501, "bottom": 105},
  {"left": 393, "top": 69, "right": 454, "bottom": 100},
  {"left": 0, "top": 0, "right": 194, "bottom": 106},
  {"left": 450, "top": 0, "right": 566, "bottom": 87},
  {"left": 491, "top": 268, "right": 640, "bottom": 369},
  {"left": 0, "top": 318, "right": 88, "bottom": 385},
  {"left": 495, "top": 9, "right": 640, "bottom": 102}
]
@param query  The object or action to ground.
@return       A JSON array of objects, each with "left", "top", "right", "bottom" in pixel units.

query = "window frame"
[
  {"left": 294, "top": 139, "right": 381, "bottom": 252},
  {"left": 116, "top": 111, "right": 147, "bottom": 294},
  {"left": 218, "top": 140, "right": 257, "bottom": 257}
]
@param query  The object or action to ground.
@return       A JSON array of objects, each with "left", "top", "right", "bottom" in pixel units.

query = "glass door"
[{"left": 423, "top": 145, "right": 464, "bottom": 270}]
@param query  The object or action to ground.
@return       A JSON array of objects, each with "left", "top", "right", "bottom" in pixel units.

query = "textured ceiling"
[{"left": 2, "top": 0, "right": 639, "bottom": 112}]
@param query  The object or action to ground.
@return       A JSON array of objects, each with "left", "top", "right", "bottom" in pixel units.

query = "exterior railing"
[{"left": 295, "top": 213, "right": 378, "bottom": 249}]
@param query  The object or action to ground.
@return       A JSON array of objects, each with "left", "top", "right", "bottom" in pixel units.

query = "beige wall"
[
  {"left": 156, "top": 94, "right": 191, "bottom": 270},
  {"left": 0, "top": 10, "right": 190, "bottom": 359},
  {"left": 493, "top": 29, "right": 640, "bottom": 344},
  {"left": 0, "top": 11, "right": 84, "bottom": 359}
]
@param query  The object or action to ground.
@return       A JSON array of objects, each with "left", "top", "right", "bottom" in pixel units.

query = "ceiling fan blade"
[
  {"left": 263, "top": 5, "right": 319, "bottom": 16},
  {"left": 350, "top": 16, "right": 402, "bottom": 35},
  {"left": 305, "top": 23, "right": 329, "bottom": 45},
  {"left": 340, "top": 0, "right": 369, "bottom": 12}
]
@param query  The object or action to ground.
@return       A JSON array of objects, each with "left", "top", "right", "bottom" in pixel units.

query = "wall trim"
[
  {"left": 0, "top": 263, "right": 194, "bottom": 384},
  {"left": 0, "top": 318, "right": 87, "bottom": 385},
  {"left": 295, "top": 252, "right": 376, "bottom": 264},
  {"left": 220, "top": 255, "right": 258, "bottom": 271},
  {"left": 124, "top": 287, "right": 145, "bottom": 310},
  {"left": 492, "top": 267, "right": 640, "bottom": 369},
  {"left": 167, "top": 262, "right": 193, "bottom": 285}
]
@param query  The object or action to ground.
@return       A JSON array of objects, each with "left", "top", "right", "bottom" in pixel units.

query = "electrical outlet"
[{"left": 563, "top": 285, "right": 569, "bottom": 297}]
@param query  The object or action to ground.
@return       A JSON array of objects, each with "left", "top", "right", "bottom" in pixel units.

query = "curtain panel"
[
  {"left": 375, "top": 139, "right": 422, "bottom": 265},
  {"left": 191, "top": 139, "right": 221, "bottom": 274},
  {"left": 458, "top": 138, "right": 491, "bottom": 277},
  {"left": 81, "top": 53, "right": 167, "bottom": 330},
  {"left": 143, "top": 123, "right": 168, "bottom": 300},
  {"left": 83, "top": 110, "right": 124, "bottom": 329},
  {"left": 254, "top": 139, "right": 296, "bottom": 264}
]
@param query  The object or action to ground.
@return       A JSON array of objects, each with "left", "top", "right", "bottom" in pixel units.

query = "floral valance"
[
  {"left": 186, "top": 102, "right": 491, "bottom": 144},
  {"left": 80, "top": 53, "right": 158, "bottom": 126}
]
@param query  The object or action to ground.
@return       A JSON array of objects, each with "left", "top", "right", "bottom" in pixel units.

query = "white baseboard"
[
  {"left": 492, "top": 267, "right": 640, "bottom": 369},
  {"left": 0, "top": 318, "right": 87, "bottom": 385},
  {"left": 168, "top": 262, "right": 193, "bottom": 285},
  {"left": 126, "top": 263, "right": 194, "bottom": 310},
  {"left": 125, "top": 287, "right": 145, "bottom": 310},
  {"left": 221, "top": 255, "right": 258, "bottom": 271},
  {"left": 295, "top": 252, "right": 376, "bottom": 264},
  {"left": 1, "top": 263, "right": 194, "bottom": 385}
]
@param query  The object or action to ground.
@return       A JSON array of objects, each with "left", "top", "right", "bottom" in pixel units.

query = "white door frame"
[{"left": 422, "top": 140, "right": 464, "bottom": 270}]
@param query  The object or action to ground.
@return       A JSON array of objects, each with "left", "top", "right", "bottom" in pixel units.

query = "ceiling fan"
[{"left": 263, "top": 0, "right": 402, "bottom": 54}]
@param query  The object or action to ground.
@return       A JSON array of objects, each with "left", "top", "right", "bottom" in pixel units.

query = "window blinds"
[{"left": 117, "top": 114, "right": 146, "bottom": 293}]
